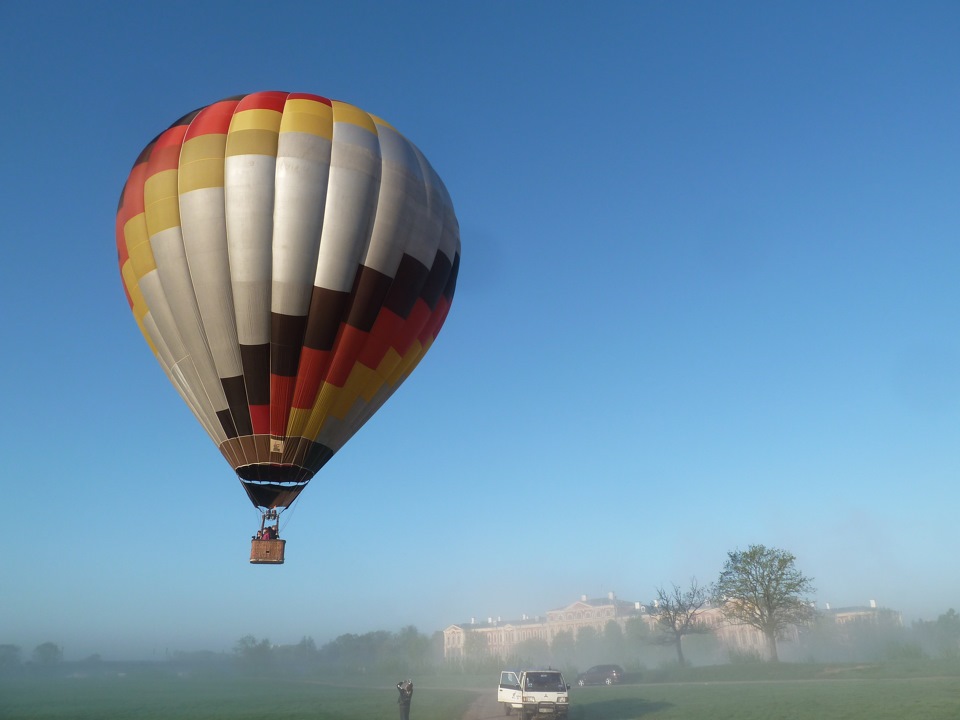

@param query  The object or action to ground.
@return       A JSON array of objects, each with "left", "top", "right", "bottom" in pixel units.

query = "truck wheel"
[{"left": 504, "top": 704, "right": 511, "bottom": 716}]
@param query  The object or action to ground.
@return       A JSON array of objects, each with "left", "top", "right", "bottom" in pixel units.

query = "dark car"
[{"left": 575, "top": 664, "right": 624, "bottom": 686}]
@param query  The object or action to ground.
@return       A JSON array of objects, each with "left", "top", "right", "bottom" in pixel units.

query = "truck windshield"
[{"left": 526, "top": 673, "right": 564, "bottom": 690}]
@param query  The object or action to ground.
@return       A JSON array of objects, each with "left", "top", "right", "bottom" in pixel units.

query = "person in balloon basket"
[{"left": 396, "top": 679, "right": 413, "bottom": 720}]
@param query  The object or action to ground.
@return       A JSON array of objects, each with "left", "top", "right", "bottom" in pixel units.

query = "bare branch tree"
[{"left": 653, "top": 578, "right": 711, "bottom": 666}]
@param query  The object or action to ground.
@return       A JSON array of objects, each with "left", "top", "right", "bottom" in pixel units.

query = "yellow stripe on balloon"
[
  {"left": 304, "top": 381, "right": 343, "bottom": 438},
  {"left": 331, "top": 363, "right": 379, "bottom": 419},
  {"left": 280, "top": 98, "right": 334, "bottom": 139},
  {"left": 225, "top": 129, "right": 279, "bottom": 157},
  {"left": 121, "top": 260, "right": 149, "bottom": 324},
  {"left": 331, "top": 101, "right": 377, "bottom": 134},
  {"left": 179, "top": 134, "right": 227, "bottom": 192},
  {"left": 369, "top": 114, "right": 397, "bottom": 132},
  {"left": 386, "top": 341, "right": 424, "bottom": 387},
  {"left": 229, "top": 108, "right": 282, "bottom": 133},
  {"left": 124, "top": 216, "right": 156, "bottom": 278},
  {"left": 286, "top": 406, "right": 312, "bottom": 438},
  {"left": 372, "top": 347, "right": 403, "bottom": 394},
  {"left": 143, "top": 169, "right": 181, "bottom": 234}
]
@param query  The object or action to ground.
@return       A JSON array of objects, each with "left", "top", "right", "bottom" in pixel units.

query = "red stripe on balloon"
[
  {"left": 394, "top": 302, "right": 432, "bottom": 356},
  {"left": 287, "top": 92, "right": 332, "bottom": 106},
  {"left": 358, "top": 309, "right": 405, "bottom": 369},
  {"left": 184, "top": 98, "right": 241, "bottom": 139},
  {"left": 270, "top": 375, "right": 296, "bottom": 438},
  {"left": 291, "top": 346, "right": 332, "bottom": 410},
  {"left": 327, "top": 325, "right": 369, "bottom": 387},
  {"left": 249, "top": 404, "right": 270, "bottom": 435},
  {"left": 234, "top": 90, "right": 288, "bottom": 113}
]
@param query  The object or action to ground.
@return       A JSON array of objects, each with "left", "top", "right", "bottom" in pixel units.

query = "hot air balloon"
[{"left": 116, "top": 91, "right": 459, "bottom": 563}]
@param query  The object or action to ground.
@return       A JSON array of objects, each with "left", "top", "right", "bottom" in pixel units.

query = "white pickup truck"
[{"left": 498, "top": 669, "right": 570, "bottom": 719}]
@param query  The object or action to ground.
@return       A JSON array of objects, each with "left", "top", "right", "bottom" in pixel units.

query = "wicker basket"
[{"left": 250, "top": 539, "right": 286, "bottom": 564}]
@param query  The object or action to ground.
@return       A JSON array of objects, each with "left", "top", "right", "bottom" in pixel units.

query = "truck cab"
[{"left": 498, "top": 669, "right": 569, "bottom": 719}]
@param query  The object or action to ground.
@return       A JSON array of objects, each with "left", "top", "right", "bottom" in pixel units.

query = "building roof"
[{"left": 549, "top": 597, "right": 649, "bottom": 615}]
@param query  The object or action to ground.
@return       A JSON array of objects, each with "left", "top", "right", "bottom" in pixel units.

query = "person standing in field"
[{"left": 396, "top": 680, "right": 413, "bottom": 720}]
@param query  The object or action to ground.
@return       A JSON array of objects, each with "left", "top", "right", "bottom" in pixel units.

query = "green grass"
[
  {"left": 2, "top": 662, "right": 959, "bottom": 719},
  {"left": 570, "top": 676, "right": 960, "bottom": 719},
  {"left": 566, "top": 659, "right": 960, "bottom": 719},
  {"left": 637, "top": 656, "right": 960, "bottom": 683},
  {"left": 0, "top": 673, "right": 478, "bottom": 720}
]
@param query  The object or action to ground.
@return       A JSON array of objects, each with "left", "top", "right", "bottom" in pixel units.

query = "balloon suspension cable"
[
  {"left": 280, "top": 497, "right": 301, "bottom": 535},
  {"left": 256, "top": 508, "right": 281, "bottom": 539}
]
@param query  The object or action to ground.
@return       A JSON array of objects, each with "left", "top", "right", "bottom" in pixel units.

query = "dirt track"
[{"left": 460, "top": 691, "right": 502, "bottom": 720}]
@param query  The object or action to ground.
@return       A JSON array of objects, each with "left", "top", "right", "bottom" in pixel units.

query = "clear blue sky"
[{"left": 2, "top": 1, "right": 959, "bottom": 661}]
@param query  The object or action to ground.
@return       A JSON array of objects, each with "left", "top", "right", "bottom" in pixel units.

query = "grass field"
[
  {"left": 569, "top": 676, "right": 960, "bottom": 719},
  {"left": 0, "top": 673, "right": 478, "bottom": 720},
  {"left": 565, "top": 660, "right": 960, "bottom": 719},
  {"left": 2, "top": 661, "right": 958, "bottom": 719}
]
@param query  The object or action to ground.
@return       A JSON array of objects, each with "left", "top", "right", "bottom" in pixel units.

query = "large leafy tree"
[
  {"left": 624, "top": 616, "right": 652, "bottom": 649},
  {"left": 914, "top": 608, "right": 960, "bottom": 659},
  {"left": 575, "top": 625, "right": 601, "bottom": 664},
  {"left": 653, "top": 578, "right": 711, "bottom": 666},
  {"left": 0, "top": 644, "right": 22, "bottom": 671},
  {"left": 392, "top": 625, "right": 432, "bottom": 671},
  {"left": 603, "top": 620, "right": 626, "bottom": 662},
  {"left": 32, "top": 642, "right": 63, "bottom": 666},
  {"left": 514, "top": 637, "right": 550, "bottom": 667},
  {"left": 550, "top": 629, "right": 576, "bottom": 667},
  {"left": 234, "top": 635, "right": 273, "bottom": 668},
  {"left": 934, "top": 609, "right": 960, "bottom": 659},
  {"left": 714, "top": 544, "right": 816, "bottom": 661},
  {"left": 462, "top": 630, "right": 488, "bottom": 665}
]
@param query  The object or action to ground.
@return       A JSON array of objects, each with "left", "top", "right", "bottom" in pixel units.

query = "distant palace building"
[{"left": 442, "top": 593, "right": 899, "bottom": 661}]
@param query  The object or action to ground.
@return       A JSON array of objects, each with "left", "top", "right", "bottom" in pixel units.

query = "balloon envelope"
[{"left": 116, "top": 91, "right": 459, "bottom": 510}]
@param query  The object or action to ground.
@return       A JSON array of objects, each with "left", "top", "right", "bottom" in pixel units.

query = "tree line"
[
  {"left": 0, "top": 628, "right": 441, "bottom": 677},
  {"left": 3, "top": 544, "right": 958, "bottom": 674}
]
